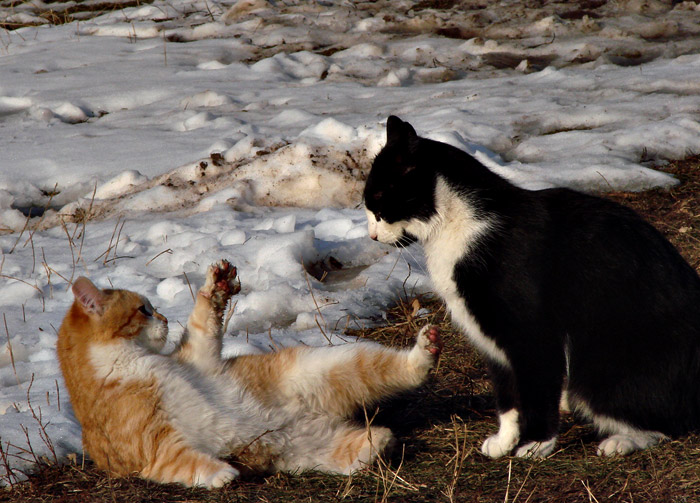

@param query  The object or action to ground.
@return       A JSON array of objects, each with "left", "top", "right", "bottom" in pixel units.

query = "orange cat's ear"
[{"left": 72, "top": 277, "right": 106, "bottom": 315}]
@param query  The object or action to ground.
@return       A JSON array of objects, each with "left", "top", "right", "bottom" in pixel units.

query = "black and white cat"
[{"left": 363, "top": 115, "right": 700, "bottom": 458}]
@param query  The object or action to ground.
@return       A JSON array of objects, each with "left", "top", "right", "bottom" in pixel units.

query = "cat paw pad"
[
  {"left": 416, "top": 325, "right": 443, "bottom": 357},
  {"left": 201, "top": 260, "right": 241, "bottom": 308}
]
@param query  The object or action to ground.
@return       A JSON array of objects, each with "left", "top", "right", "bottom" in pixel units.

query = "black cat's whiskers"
[{"left": 392, "top": 241, "right": 429, "bottom": 279}]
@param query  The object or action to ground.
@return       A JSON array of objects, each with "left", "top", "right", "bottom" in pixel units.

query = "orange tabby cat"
[{"left": 57, "top": 260, "right": 442, "bottom": 488}]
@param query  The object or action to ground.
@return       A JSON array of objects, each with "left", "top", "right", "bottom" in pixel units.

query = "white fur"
[
  {"left": 570, "top": 396, "right": 667, "bottom": 456},
  {"left": 88, "top": 340, "right": 283, "bottom": 458},
  {"left": 408, "top": 325, "right": 440, "bottom": 372},
  {"left": 515, "top": 437, "right": 557, "bottom": 458},
  {"left": 280, "top": 336, "right": 432, "bottom": 414},
  {"left": 195, "top": 465, "right": 240, "bottom": 488},
  {"left": 86, "top": 262, "right": 438, "bottom": 480},
  {"left": 340, "top": 426, "right": 395, "bottom": 474},
  {"left": 597, "top": 432, "right": 666, "bottom": 456},
  {"left": 424, "top": 181, "right": 511, "bottom": 366},
  {"left": 280, "top": 344, "right": 370, "bottom": 413},
  {"left": 136, "top": 307, "right": 168, "bottom": 352},
  {"left": 559, "top": 389, "right": 571, "bottom": 413},
  {"left": 369, "top": 178, "right": 509, "bottom": 367},
  {"left": 481, "top": 408, "right": 520, "bottom": 458},
  {"left": 366, "top": 209, "right": 380, "bottom": 241}
]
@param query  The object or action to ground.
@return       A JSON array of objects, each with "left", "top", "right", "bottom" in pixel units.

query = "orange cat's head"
[{"left": 65, "top": 277, "right": 168, "bottom": 352}]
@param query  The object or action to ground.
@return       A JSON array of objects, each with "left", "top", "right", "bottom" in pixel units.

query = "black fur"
[{"left": 364, "top": 116, "right": 700, "bottom": 451}]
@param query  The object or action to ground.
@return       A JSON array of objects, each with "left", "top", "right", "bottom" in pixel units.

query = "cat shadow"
[
  {"left": 353, "top": 386, "right": 493, "bottom": 464},
  {"left": 368, "top": 388, "right": 603, "bottom": 464}
]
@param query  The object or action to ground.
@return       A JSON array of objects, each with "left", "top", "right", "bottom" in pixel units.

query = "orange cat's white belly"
[{"left": 88, "top": 341, "right": 282, "bottom": 456}]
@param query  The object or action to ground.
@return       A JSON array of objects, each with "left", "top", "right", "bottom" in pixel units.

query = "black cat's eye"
[{"left": 138, "top": 305, "right": 152, "bottom": 317}]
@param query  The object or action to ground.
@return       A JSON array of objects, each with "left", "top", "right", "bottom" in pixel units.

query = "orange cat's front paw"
[
  {"left": 200, "top": 260, "right": 241, "bottom": 309},
  {"left": 193, "top": 461, "right": 240, "bottom": 488}
]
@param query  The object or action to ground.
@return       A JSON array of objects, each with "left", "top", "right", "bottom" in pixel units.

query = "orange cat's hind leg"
[
  {"left": 327, "top": 425, "right": 395, "bottom": 475},
  {"left": 273, "top": 422, "right": 394, "bottom": 476},
  {"left": 140, "top": 441, "right": 239, "bottom": 488}
]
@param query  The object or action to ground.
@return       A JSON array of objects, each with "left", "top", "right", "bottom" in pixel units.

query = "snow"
[{"left": 2, "top": 0, "right": 700, "bottom": 484}]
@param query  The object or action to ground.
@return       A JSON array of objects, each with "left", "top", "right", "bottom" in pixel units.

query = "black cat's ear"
[{"left": 386, "top": 116, "right": 417, "bottom": 145}]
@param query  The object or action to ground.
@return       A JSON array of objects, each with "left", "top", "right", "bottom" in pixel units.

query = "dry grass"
[
  {"left": 0, "top": 1, "right": 154, "bottom": 31},
  {"left": 4, "top": 157, "right": 700, "bottom": 502},
  {"left": 606, "top": 156, "right": 700, "bottom": 270}
]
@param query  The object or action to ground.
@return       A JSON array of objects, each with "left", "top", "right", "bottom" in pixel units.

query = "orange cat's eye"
[{"left": 138, "top": 305, "right": 153, "bottom": 317}]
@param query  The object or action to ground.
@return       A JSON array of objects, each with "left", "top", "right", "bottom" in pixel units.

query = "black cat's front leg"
[
  {"left": 481, "top": 363, "right": 520, "bottom": 458},
  {"left": 512, "top": 362, "right": 563, "bottom": 458},
  {"left": 481, "top": 346, "right": 564, "bottom": 459}
]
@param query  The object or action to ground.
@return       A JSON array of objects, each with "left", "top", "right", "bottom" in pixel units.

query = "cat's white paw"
[
  {"left": 515, "top": 437, "right": 557, "bottom": 458},
  {"left": 410, "top": 325, "right": 442, "bottom": 368},
  {"left": 195, "top": 463, "right": 240, "bottom": 488},
  {"left": 480, "top": 409, "right": 520, "bottom": 458},
  {"left": 481, "top": 433, "right": 517, "bottom": 458},
  {"left": 597, "top": 432, "right": 666, "bottom": 457}
]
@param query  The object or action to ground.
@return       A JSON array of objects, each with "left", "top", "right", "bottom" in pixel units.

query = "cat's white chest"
[
  {"left": 425, "top": 242, "right": 510, "bottom": 368},
  {"left": 422, "top": 182, "right": 510, "bottom": 368}
]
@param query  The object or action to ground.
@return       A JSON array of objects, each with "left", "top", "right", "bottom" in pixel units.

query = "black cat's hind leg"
[
  {"left": 596, "top": 424, "right": 667, "bottom": 456},
  {"left": 567, "top": 394, "right": 668, "bottom": 456}
]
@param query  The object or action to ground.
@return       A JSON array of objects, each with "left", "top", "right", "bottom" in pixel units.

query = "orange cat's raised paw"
[
  {"left": 409, "top": 325, "right": 443, "bottom": 372},
  {"left": 200, "top": 260, "right": 241, "bottom": 309},
  {"left": 418, "top": 325, "right": 443, "bottom": 357},
  {"left": 212, "top": 259, "right": 241, "bottom": 296}
]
